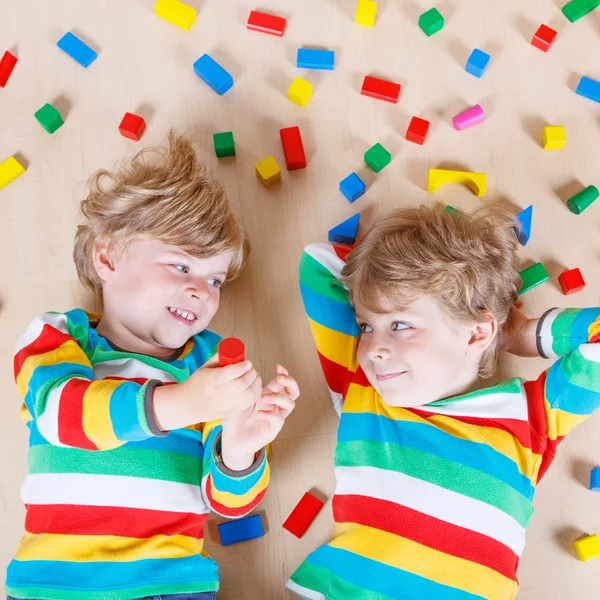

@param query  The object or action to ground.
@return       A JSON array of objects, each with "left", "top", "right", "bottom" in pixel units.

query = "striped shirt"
[
  {"left": 6, "top": 309, "right": 269, "bottom": 600},
  {"left": 288, "top": 242, "right": 600, "bottom": 600}
]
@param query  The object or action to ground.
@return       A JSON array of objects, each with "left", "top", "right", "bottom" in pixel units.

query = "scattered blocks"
[
  {"left": 567, "top": 185, "right": 599, "bottom": 214},
  {"left": 452, "top": 104, "right": 485, "bottom": 131},
  {"left": 360, "top": 75, "right": 401, "bottom": 103},
  {"left": 255, "top": 156, "right": 281, "bottom": 187},
  {"left": 406, "top": 117, "right": 430, "bottom": 145},
  {"left": 364, "top": 143, "right": 391, "bottom": 172},
  {"left": 542, "top": 126, "right": 566, "bottom": 150},
  {"left": 118, "top": 112, "right": 146, "bottom": 141},
  {"left": 288, "top": 78, "right": 313, "bottom": 106},
  {"left": 213, "top": 131, "right": 235, "bottom": 158},
  {"left": 218, "top": 338, "right": 245, "bottom": 367},
  {"left": 247, "top": 10, "right": 286, "bottom": 36},
  {"left": 427, "top": 169, "right": 486, "bottom": 197},
  {"left": 419, "top": 8, "right": 444, "bottom": 36},
  {"left": 573, "top": 534, "right": 600, "bottom": 562},
  {"left": 465, "top": 49, "right": 490, "bottom": 78},
  {"left": 34, "top": 103, "right": 64, "bottom": 134},
  {"left": 514, "top": 205, "right": 533, "bottom": 246},
  {"left": 218, "top": 514, "right": 264, "bottom": 546},
  {"left": 154, "top": 0, "right": 197, "bottom": 30},
  {"left": 531, "top": 24, "right": 557, "bottom": 52},
  {"left": 0, "top": 50, "right": 17, "bottom": 87},
  {"left": 575, "top": 75, "right": 600, "bottom": 104},
  {"left": 297, "top": 48, "right": 335, "bottom": 70},
  {"left": 193, "top": 54, "right": 234, "bottom": 96},
  {"left": 518, "top": 263, "right": 550, "bottom": 295},
  {"left": 280, "top": 126, "right": 307, "bottom": 170},
  {"left": 558, "top": 268, "right": 585, "bottom": 295},
  {"left": 328, "top": 214, "right": 360, "bottom": 246},
  {"left": 355, "top": 0, "right": 377, "bottom": 26},
  {"left": 57, "top": 32, "right": 98, "bottom": 68},
  {"left": 340, "top": 173, "right": 366, "bottom": 203},
  {"left": 591, "top": 467, "right": 600, "bottom": 491},
  {"left": 562, "top": 0, "right": 600, "bottom": 22},
  {"left": 283, "top": 492, "right": 325, "bottom": 538},
  {"left": 0, "top": 156, "right": 25, "bottom": 190}
]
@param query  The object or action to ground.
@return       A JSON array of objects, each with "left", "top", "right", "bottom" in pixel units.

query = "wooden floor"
[{"left": 1, "top": 1, "right": 600, "bottom": 598}]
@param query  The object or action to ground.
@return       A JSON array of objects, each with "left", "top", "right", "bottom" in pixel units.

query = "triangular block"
[
  {"left": 328, "top": 214, "right": 360, "bottom": 246},
  {"left": 514, "top": 205, "right": 533, "bottom": 246}
]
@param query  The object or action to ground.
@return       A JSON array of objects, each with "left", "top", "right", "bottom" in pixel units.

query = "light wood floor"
[{"left": 1, "top": 1, "right": 600, "bottom": 598}]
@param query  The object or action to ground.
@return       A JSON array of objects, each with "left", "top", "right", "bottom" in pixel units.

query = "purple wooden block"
[{"left": 452, "top": 104, "right": 485, "bottom": 131}]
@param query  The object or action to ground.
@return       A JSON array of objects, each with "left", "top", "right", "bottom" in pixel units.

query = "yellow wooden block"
[
  {"left": 255, "top": 156, "right": 281, "bottom": 187},
  {"left": 0, "top": 156, "right": 25, "bottom": 190},
  {"left": 542, "top": 125, "right": 566, "bottom": 150},
  {"left": 355, "top": 0, "right": 377, "bottom": 26},
  {"left": 573, "top": 534, "right": 600, "bottom": 562},
  {"left": 288, "top": 77, "right": 313, "bottom": 107},
  {"left": 154, "top": 0, "right": 197, "bottom": 30},
  {"left": 428, "top": 168, "right": 486, "bottom": 197}
]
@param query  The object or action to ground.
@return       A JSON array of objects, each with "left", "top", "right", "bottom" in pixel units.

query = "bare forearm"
[{"left": 510, "top": 318, "right": 541, "bottom": 357}]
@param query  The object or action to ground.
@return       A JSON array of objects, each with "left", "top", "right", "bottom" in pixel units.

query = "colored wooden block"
[
  {"left": 218, "top": 338, "right": 245, "bottom": 366},
  {"left": 542, "top": 126, "right": 566, "bottom": 150},
  {"left": 154, "top": 0, "right": 197, "bottom": 30},
  {"left": 514, "top": 205, "right": 533, "bottom": 247},
  {"left": 34, "top": 103, "right": 64, "bottom": 134},
  {"left": 255, "top": 156, "right": 281, "bottom": 187},
  {"left": 573, "top": 534, "right": 600, "bottom": 561},
  {"left": 575, "top": 76, "right": 600, "bottom": 104},
  {"left": 427, "top": 169, "right": 486, "bottom": 197},
  {"left": 213, "top": 132, "right": 235, "bottom": 158},
  {"left": 218, "top": 514, "right": 264, "bottom": 546},
  {"left": 288, "top": 77, "right": 313, "bottom": 106},
  {"left": 406, "top": 117, "right": 430, "bottom": 145},
  {"left": 56, "top": 32, "right": 98, "bottom": 68},
  {"left": 567, "top": 185, "right": 599, "bottom": 214},
  {"left": 518, "top": 263, "right": 550, "bottom": 295},
  {"left": 283, "top": 492, "right": 325, "bottom": 538},
  {"left": 360, "top": 75, "right": 401, "bottom": 103},
  {"left": 0, "top": 50, "right": 18, "bottom": 87},
  {"left": 452, "top": 105, "right": 485, "bottom": 131},
  {"left": 297, "top": 48, "right": 335, "bottom": 70},
  {"left": 193, "top": 54, "right": 234, "bottom": 96},
  {"left": 247, "top": 10, "right": 286, "bottom": 36},
  {"left": 364, "top": 143, "right": 391, "bottom": 172},
  {"left": 355, "top": 0, "right": 377, "bottom": 26},
  {"left": 280, "top": 126, "right": 306, "bottom": 170},
  {"left": 118, "top": 112, "right": 146, "bottom": 141},
  {"left": 531, "top": 24, "right": 557, "bottom": 52},
  {"left": 591, "top": 467, "right": 600, "bottom": 491},
  {"left": 558, "top": 268, "right": 585, "bottom": 295},
  {"left": 465, "top": 49, "right": 490, "bottom": 78},
  {"left": 0, "top": 156, "right": 25, "bottom": 190},
  {"left": 340, "top": 173, "right": 366, "bottom": 203},
  {"left": 419, "top": 8, "right": 444, "bottom": 36},
  {"left": 562, "top": 0, "right": 600, "bottom": 22},
  {"left": 328, "top": 214, "right": 360, "bottom": 246}
]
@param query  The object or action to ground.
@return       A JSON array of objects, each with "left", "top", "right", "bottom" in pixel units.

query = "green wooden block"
[
  {"left": 567, "top": 185, "right": 598, "bottom": 214},
  {"left": 213, "top": 131, "right": 235, "bottom": 158},
  {"left": 419, "top": 8, "right": 444, "bottom": 36},
  {"left": 562, "top": 0, "right": 600, "bottom": 23},
  {"left": 518, "top": 262, "right": 550, "bottom": 295},
  {"left": 364, "top": 143, "right": 391, "bottom": 173},
  {"left": 34, "top": 103, "right": 64, "bottom": 134}
]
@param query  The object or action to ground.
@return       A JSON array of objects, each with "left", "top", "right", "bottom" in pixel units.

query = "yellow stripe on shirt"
[
  {"left": 82, "top": 380, "right": 124, "bottom": 450},
  {"left": 308, "top": 318, "right": 357, "bottom": 371},
  {"left": 208, "top": 463, "right": 270, "bottom": 508}
]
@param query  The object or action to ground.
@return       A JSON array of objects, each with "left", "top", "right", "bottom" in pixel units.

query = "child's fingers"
[
  {"left": 256, "top": 410, "right": 285, "bottom": 432},
  {"left": 274, "top": 374, "right": 300, "bottom": 400},
  {"left": 275, "top": 364, "right": 289, "bottom": 376},
  {"left": 213, "top": 361, "right": 253, "bottom": 384},
  {"left": 262, "top": 393, "right": 296, "bottom": 418},
  {"left": 262, "top": 377, "right": 285, "bottom": 395}
]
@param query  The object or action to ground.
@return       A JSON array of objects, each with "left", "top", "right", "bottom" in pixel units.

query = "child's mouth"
[{"left": 166, "top": 306, "right": 197, "bottom": 325}]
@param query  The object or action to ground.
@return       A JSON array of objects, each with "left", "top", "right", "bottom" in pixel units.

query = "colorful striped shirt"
[
  {"left": 6, "top": 309, "right": 270, "bottom": 600},
  {"left": 288, "top": 242, "right": 600, "bottom": 600}
]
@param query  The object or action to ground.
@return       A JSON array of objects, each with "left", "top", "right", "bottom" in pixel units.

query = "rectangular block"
[
  {"left": 591, "top": 467, "right": 600, "bottom": 491},
  {"left": 297, "top": 48, "right": 335, "bottom": 70},
  {"left": 361, "top": 75, "right": 401, "bottom": 103},
  {"left": 406, "top": 116, "right": 430, "bottom": 144},
  {"left": 466, "top": 49, "right": 490, "bottom": 77},
  {"left": 576, "top": 75, "right": 600, "bottom": 104},
  {"left": 154, "top": 0, "right": 197, "bottom": 30},
  {"left": 56, "top": 32, "right": 98, "bottom": 68},
  {"left": 213, "top": 131, "right": 235, "bottom": 158},
  {"left": 562, "top": 0, "right": 600, "bottom": 22},
  {"left": 283, "top": 492, "right": 324, "bottom": 538},
  {"left": 247, "top": 10, "right": 286, "bottom": 36},
  {"left": 280, "top": 126, "right": 306, "bottom": 170},
  {"left": 218, "top": 515, "right": 264, "bottom": 546},
  {"left": 518, "top": 263, "right": 550, "bottom": 295},
  {"left": 193, "top": 54, "right": 234, "bottom": 95},
  {"left": 0, "top": 156, "right": 25, "bottom": 190},
  {"left": 355, "top": 0, "right": 377, "bottom": 26},
  {"left": 0, "top": 50, "right": 18, "bottom": 87}
]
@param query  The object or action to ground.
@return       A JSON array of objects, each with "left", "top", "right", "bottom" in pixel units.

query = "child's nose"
[
  {"left": 188, "top": 279, "right": 209, "bottom": 300},
  {"left": 366, "top": 337, "right": 391, "bottom": 361}
]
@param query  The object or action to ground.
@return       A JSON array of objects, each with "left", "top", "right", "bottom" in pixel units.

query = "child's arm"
[{"left": 299, "top": 243, "right": 361, "bottom": 415}]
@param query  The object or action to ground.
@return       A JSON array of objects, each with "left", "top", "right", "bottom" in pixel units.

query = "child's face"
[{"left": 355, "top": 295, "right": 481, "bottom": 407}]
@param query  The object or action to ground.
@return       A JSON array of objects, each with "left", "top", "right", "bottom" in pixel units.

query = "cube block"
[
  {"left": 213, "top": 132, "right": 235, "bottom": 158},
  {"left": 518, "top": 263, "right": 550, "bottom": 295},
  {"left": 154, "top": 0, "right": 197, "bottom": 30},
  {"left": 340, "top": 173, "right": 366, "bottom": 203},
  {"left": 531, "top": 24, "right": 557, "bottom": 51},
  {"left": 288, "top": 77, "right": 313, "bottom": 106},
  {"left": 118, "top": 112, "right": 146, "bottom": 141},
  {"left": 466, "top": 49, "right": 490, "bottom": 77},
  {"left": 419, "top": 8, "right": 444, "bottom": 36},
  {"left": 218, "top": 514, "right": 264, "bottom": 546},
  {"left": 542, "top": 126, "right": 566, "bottom": 150},
  {"left": 364, "top": 142, "right": 391, "bottom": 172},
  {"left": 573, "top": 534, "right": 600, "bottom": 562},
  {"left": 247, "top": 10, "right": 286, "bottom": 36},
  {"left": 255, "top": 156, "right": 281, "bottom": 187},
  {"left": 56, "top": 32, "right": 98, "bottom": 67},
  {"left": 558, "top": 268, "right": 585, "bottom": 295},
  {"left": 406, "top": 116, "right": 430, "bottom": 145},
  {"left": 0, "top": 156, "right": 25, "bottom": 190},
  {"left": 283, "top": 492, "right": 325, "bottom": 538},
  {"left": 34, "top": 103, "right": 64, "bottom": 134},
  {"left": 575, "top": 75, "right": 600, "bottom": 104},
  {"left": 193, "top": 54, "right": 234, "bottom": 95},
  {"left": 355, "top": 0, "right": 377, "bottom": 26}
]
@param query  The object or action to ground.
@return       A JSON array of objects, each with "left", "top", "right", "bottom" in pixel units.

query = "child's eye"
[
  {"left": 358, "top": 323, "right": 373, "bottom": 334},
  {"left": 392, "top": 321, "right": 411, "bottom": 331},
  {"left": 173, "top": 264, "right": 189, "bottom": 274},
  {"left": 208, "top": 278, "right": 223, "bottom": 288}
]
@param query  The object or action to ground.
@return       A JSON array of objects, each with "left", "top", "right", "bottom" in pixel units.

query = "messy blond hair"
[
  {"left": 74, "top": 131, "right": 249, "bottom": 297},
  {"left": 342, "top": 205, "right": 521, "bottom": 377}
]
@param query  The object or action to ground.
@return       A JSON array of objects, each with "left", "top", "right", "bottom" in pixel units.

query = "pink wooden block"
[{"left": 452, "top": 104, "right": 485, "bottom": 131}]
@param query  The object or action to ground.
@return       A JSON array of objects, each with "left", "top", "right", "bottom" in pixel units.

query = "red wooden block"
[
  {"left": 280, "top": 126, "right": 307, "bottom": 170},
  {"left": 531, "top": 24, "right": 557, "bottom": 52},
  {"left": 558, "top": 268, "right": 585, "bottom": 295},
  {"left": 283, "top": 492, "right": 324, "bottom": 538},
  {"left": 360, "top": 75, "right": 401, "bottom": 104},
  {"left": 0, "top": 50, "right": 18, "bottom": 88},
  {"left": 118, "top": 112, "right": 146, "bottom": 141},
  {"left": 406, "top": 116, "right": 430, "bottom": 145},
  {"left": 218, "top": 338, "right": 245, "bottom": 367},
  {"left": 247, "top": 10, "right": 286, "bottom": 36}
]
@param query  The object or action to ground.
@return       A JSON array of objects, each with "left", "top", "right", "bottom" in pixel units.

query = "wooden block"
[
  {"left": 567, "top": 185, "right": 599, "bottom": 214},
  {"left": 360, "top": 75, "right": 400, "bottom": 103},
  {"left": 218, "top": 338, "right": 245, "bottom": 366},
  {"left": 34, "top": 103, "right": 64, "bottom": 134},
  {"left": 573, "top": 534, "right": 600, "bottom": 561},
  {"left": 339, "top": 173, "right": 366, "bottom": 203},
  {"left": 118, "top": 112, "right": 146, "bottom": 141},
  {"left": 518, "top": 263, "right": 550, "bottom": 295},
  {"left": 218, "top": 515, "right": 264, "bottom": 546},
  {"left": 154, "top": 0, "right": 197, "bottom": 30},
  {"left": 288, "top": 77, "right": 313, "bottom": 106},
  {"left": 280, "top": 126, "right": 306, "bottom": 170},
  {"left": 542, "top": 125, "right": 566, "bottom": 150},
  {"left": 283, "top": 492, "right": 324, "bottom": 538},
  {"left": 531, "top": 24, "right": 557, "bottom": 51},
  {"left": 562, "top": 0, "right": 600, "bottom": 23},
  {"left": 193, "top": 54, "right": 234, "bottom": 95},
  {"left": 56, "top": 32, "right": 98, "bottom": 67},
  {"left": 256, "top": 156, "right": 281, "bottom": 186},
  {"left": 328, "top": 214, "right": 360, "bottom": 245},
  {"left": 247, "top": 10, "right": 286, "bottom": 36},
  {"left": 355, "top": 0, "right": 377, "bottom": 26},
  {"left": 364, "top": 143, "right": 391, "bottom": 172},
  {"left": 213, "top": 131, "right": 235, "bottom": 157},
  {"left": 406, "top": 117, "right": 430, "bottom": 145},
  {"left": 465, "top": 49, "right": 490, "bottom": 77},
  {"left": 0, "top": 50, "right": 18, "bottom": 87},
  {"left": 419, "top": 8, "right": 444, "bottom": 36},
  {"left": 428, "top": 168, "right": 486, "bottom": 197},
  {"left": 558, "top": 268, "right": 585, "bottom": 295},
  {"left": 0, "top": 156, "right": 25, "bottom": 190},
  {"left": 297, "top": 48, "right": 335, "bottom": 70}
]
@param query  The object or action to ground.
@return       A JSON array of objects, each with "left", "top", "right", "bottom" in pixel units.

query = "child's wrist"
[{"left": 220, "top": 446, "right": 255, "bottom": 472}]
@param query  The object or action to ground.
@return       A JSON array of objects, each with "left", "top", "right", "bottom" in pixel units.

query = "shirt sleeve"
[
  {"left": 14, "top": 311, "right": 163, "bottom": 451},
  {"left": 525, "top": 307, "right": 600, "bottom": 483},
  {"left": 298, "top": 243, "right": 361, "bottom": 415}
]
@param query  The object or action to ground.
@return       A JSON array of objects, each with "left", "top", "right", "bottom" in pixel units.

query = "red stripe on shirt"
[
  {"left": 205, "top": 476, "right": 267, "bottom": 518},
  {"left": 524, "top": 374, "right": 549, "bottom": 458},
  {"left": 317, "top": 350, "right": 354, "bottom": 397},
  {"left": 14, "top": 324, "right": 71, "bottom": 380},
  {"left": 57, "top": 379, "right": 98, "bottom": 450}
]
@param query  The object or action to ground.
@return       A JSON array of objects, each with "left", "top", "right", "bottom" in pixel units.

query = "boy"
[
  {"left": 288, "top": 205, "right": 600, "bottom": 600},
  {"left": 5, "top": 132, "right": 299, "bottom": 600}
]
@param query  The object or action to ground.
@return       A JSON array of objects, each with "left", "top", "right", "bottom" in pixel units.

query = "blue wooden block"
[
  {"left": 218, "top": 514, "right": 264, "bottom": 546},
  {"left": 591, "top": 467, "right": 600, "bottom": 491},
  {"left": 56, "top": 32, "right": 98, "bottom": 68},
  {"left": 576, "top": 75, "right": 600, "bottom": 104},
  {"left": 328, "top": 214, "right": 360, "bottom": 245},
  {"left": 514, "top": 205, "right": 533, "bottom": 246},
  {"left": 297, "top": 48, "right": 335, "bottom": 70},
  {"left": 193, "top": 54, "right": 234, "bottom": 95},
  {"left": 339, "top": 173, "right": 366, "bottom": 203},
  {"left": 465, "top": 49, "right": 490, "bottom": 78}
]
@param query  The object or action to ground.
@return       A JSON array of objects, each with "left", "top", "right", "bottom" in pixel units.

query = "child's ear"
[
  {"left": 92, "top": 242, "right": 116, "bottom": 282},
  {"left": 465, "top": 314, "right": 498, "bottom": 356}
]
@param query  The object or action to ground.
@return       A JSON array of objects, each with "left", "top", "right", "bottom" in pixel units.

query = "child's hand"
[
  {"left": 500, "top": 302, "right": 540, "bottom": 357},
  {"left": 220, "top": 365, "right": 299, "bottom": 471}
]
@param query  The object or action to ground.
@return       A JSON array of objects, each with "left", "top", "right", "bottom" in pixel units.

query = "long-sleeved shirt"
[
  {"left": 287, "top": 242, "right": 600, "bottom": 600},
  {"left": 6, "top": 309, "right": 270, "bottom": 600}
]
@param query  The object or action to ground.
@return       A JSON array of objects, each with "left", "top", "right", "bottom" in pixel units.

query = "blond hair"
[
  {"left": 342, "top": 204, "right": 521, "bottom": 377},
  {"left": 74, "top": 131, "right": 249, "bottom": 297}
]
